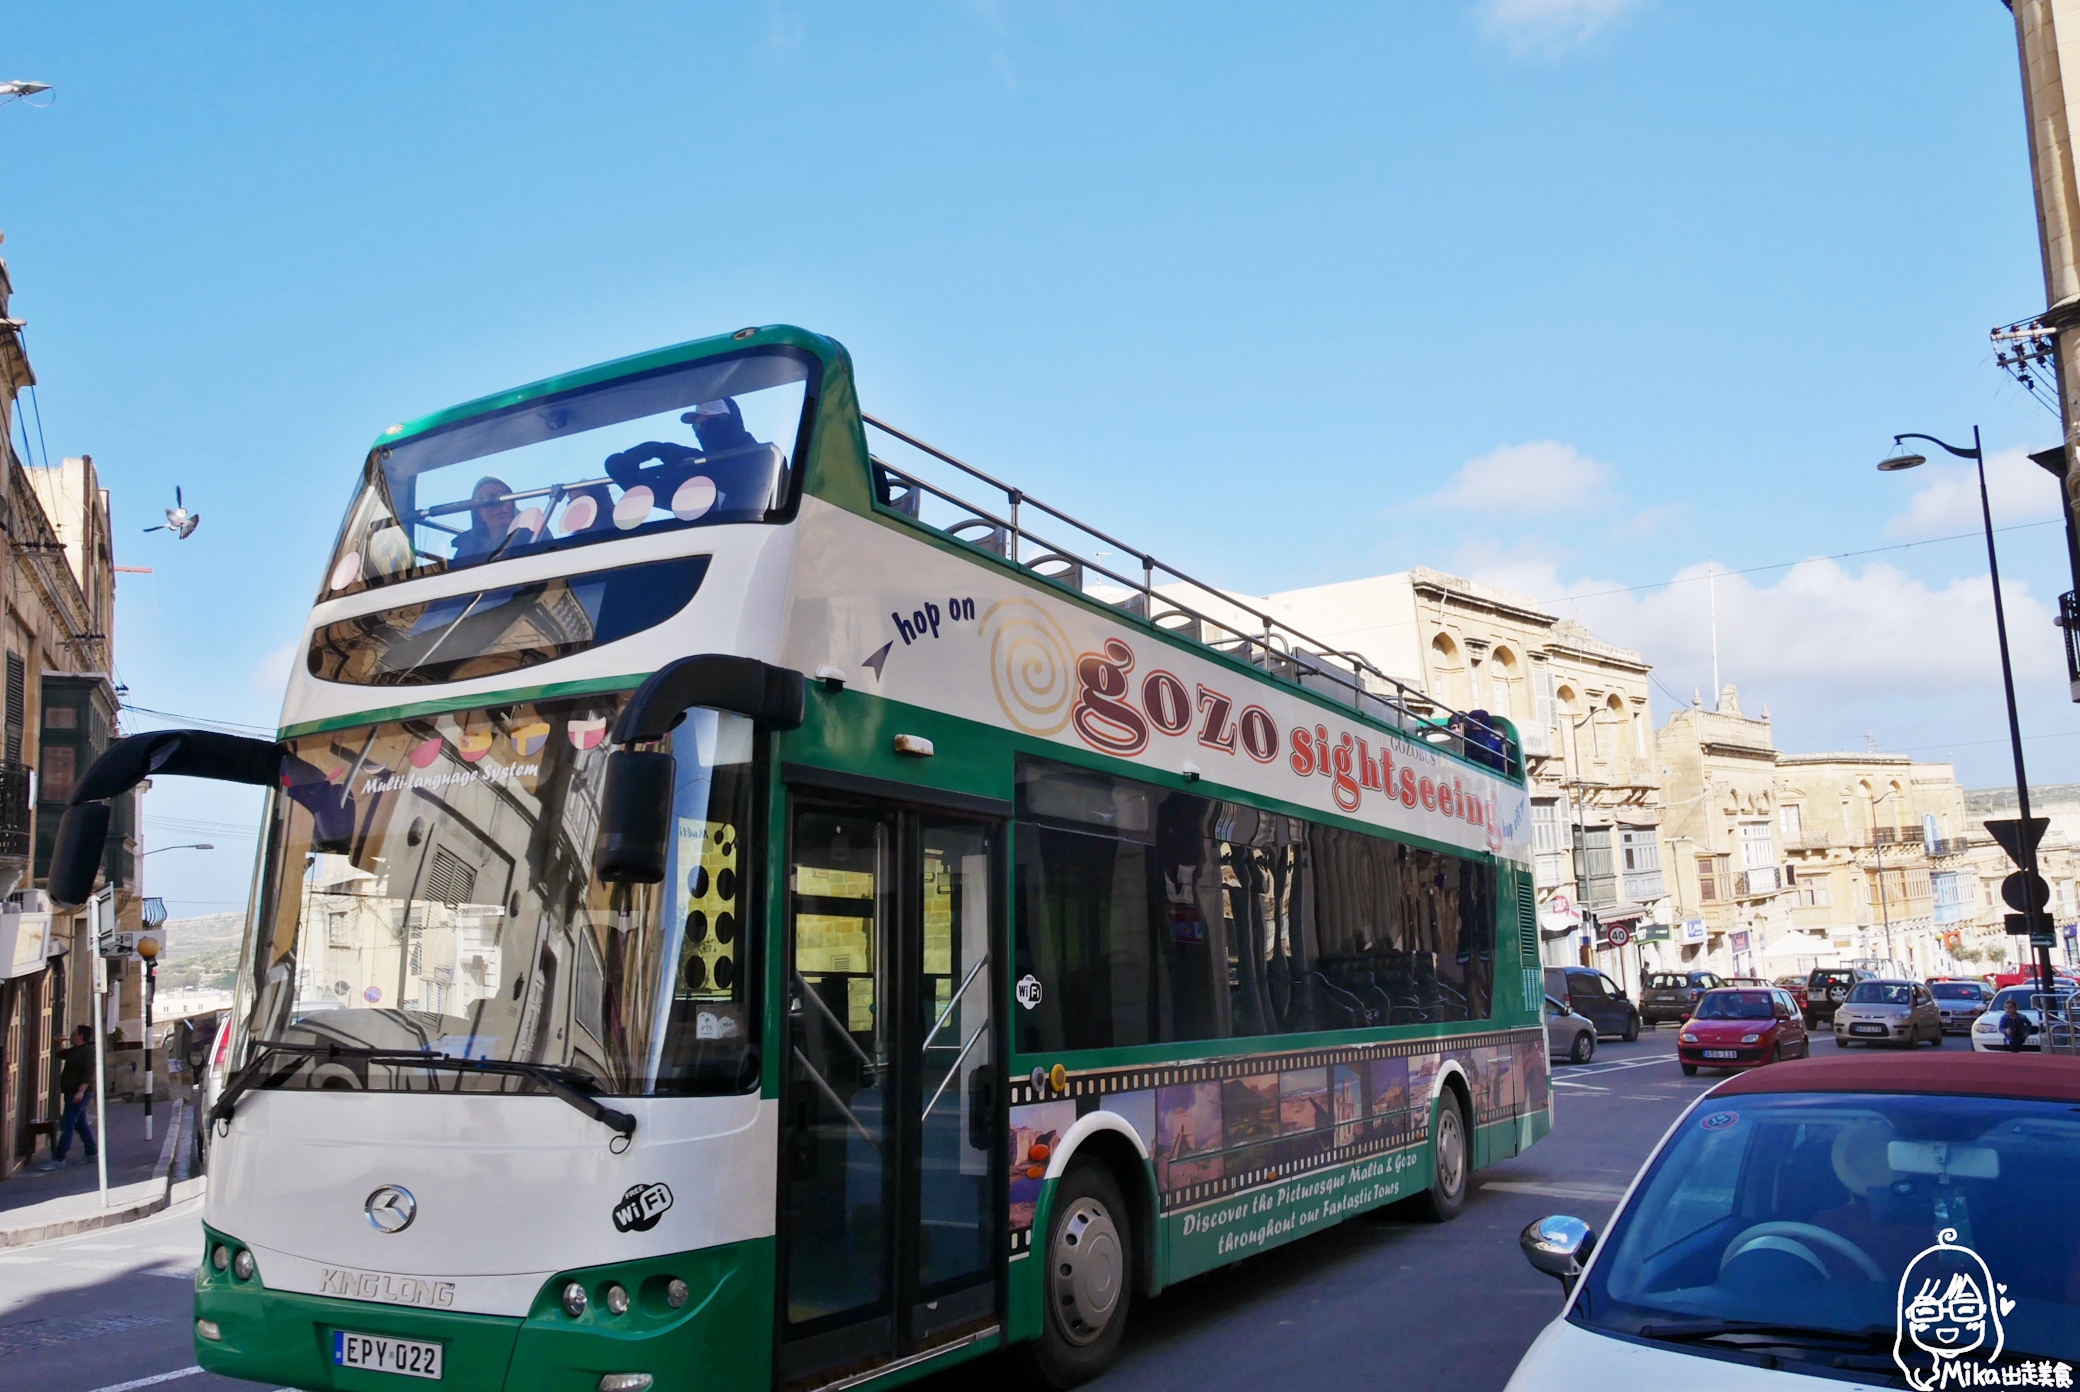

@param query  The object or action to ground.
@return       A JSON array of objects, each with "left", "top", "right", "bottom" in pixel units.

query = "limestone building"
[
  {"left": 1656, "top": 687, "right": 1980, "bottom": 979},
  {"left": 0, "top": 244, "right": 136, "bottom": 1180}
]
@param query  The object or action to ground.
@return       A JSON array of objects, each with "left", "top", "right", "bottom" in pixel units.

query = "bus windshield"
[
  {"left": 234, "top": 695, "right": 759, "bottom": 1097},
  {"left": 321, "top": 345, "right": 819, "bottom": 601}
]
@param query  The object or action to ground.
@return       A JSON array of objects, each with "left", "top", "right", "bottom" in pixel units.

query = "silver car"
[
  {"left": 1929, "top": 979, "right": 1994, "bottom": 1034},
  {"left": 1832, "top": 978, "right": 1944, "bottom": 1049},
  {"left": 1545, "top": 995, "right": 1596, "bottom": 1065}
]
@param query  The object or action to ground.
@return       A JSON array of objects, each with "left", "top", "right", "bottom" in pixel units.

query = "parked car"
[
  {"left": 1928, "top": 978, "right": 1996, "bottom": 1035},
  {"left": 1970, "top": 984, "right": 2053, "bottom": 1052},
  {"left": 1676, "top": 986, "right": 1809, "bottom": 1075},
  {"left": 1771, "top": 974, "right": 1809, "bottom": 1013},
  {"left": 1506, "top": 1054, "right": 2080, "bottom": 1391},
  {"left": 1639, "top": 970, "right": 1722, "bottom": 1026},
  {"left": 1543, "top": 966, "right": 1643, "bottom": 1041},
  {"left": 1990, "top": 968, "right": 2080, "bottom": 994},
  {"left": 1832, "top": 978, "right": 1943, "bottom": 1048},
  {"left": 1544, "top": 995, "right": 1597, "bottom": 1065},
  {"left": 1802, "top": 965, "right": 1874, "bottom": 1028}
]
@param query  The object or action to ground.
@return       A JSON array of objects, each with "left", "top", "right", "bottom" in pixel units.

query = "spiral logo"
[{"left": 982, "top": 598, "right": 1074, "bottom": 735}]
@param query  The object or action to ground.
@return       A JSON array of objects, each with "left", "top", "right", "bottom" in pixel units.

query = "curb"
[{"left": 0, "top": 1098, "right": 200, "bottom": 1247}]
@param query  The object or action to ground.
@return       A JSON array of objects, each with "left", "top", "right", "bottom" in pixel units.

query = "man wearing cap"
[{"left": 603, "top": 398, "right": 766, "bottom": 516}]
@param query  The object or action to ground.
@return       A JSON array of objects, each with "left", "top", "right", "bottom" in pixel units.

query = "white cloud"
[
  {"left": 1477, "top": 0, "right": 1647, "bottom": 56},
  {"left": 1413, "top": 439, "right": 1616, "bottom": 513},
  {"left": 249, "top": 640, "right": 299, "bottom": 702},
  {"left": 1882, "top": 446, "right": 2065, "bottom": 539},
  {"left": 1464, "top": 554, "right": 2060, "bottom": 713}
]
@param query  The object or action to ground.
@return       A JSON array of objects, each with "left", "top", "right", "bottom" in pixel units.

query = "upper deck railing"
[{"left": 861, "top": 414, "right": 1521, "bottom": 778}]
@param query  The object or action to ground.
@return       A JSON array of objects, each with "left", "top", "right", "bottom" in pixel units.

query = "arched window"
[
  {"left": 1430, "top": 632, "right": 1465, "bottom": 707},
  {"left": 1488, "top": 646, "right": 1522, "bottom": 720}
]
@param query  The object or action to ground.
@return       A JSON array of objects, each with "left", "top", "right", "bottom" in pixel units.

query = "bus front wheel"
[
  {"left": 1413, "top": 1090, "right": 1469, "bottom": 1223},
  {"left": 1020, "top": 1162, "right": 1133, "bottom": 1388}
]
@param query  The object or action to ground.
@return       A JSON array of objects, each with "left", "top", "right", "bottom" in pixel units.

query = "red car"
[
  {"left": 1772, "top": 974, "right": 1809, "bottom": 1013},
  {"left": 1678, "top": 986, "right": 1810, "bottom": 1075}
]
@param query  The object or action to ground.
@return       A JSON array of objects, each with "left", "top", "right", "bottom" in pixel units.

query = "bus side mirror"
[
  {"left": 49, "top": 801, "right": 114, "bottom": 908},
  {"left": 594, "top": 750, "right": 675, "bottom": 884}
]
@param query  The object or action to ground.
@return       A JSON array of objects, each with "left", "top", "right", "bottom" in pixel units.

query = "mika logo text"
[{"left": 1894, "top": 1229, "right": 2070, "bottom": 1388}]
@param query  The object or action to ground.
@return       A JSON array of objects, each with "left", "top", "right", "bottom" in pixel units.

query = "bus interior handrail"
[
  {"left": 861, "top": 415, "right": 1520, "bottom": 774},
  {"left": 920, "top": 953, "right": 990, "bottom": 1056}
]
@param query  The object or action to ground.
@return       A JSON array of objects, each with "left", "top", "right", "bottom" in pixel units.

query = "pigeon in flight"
[{"left": 143, "top": 486, "right": 199, "bottom": 539}]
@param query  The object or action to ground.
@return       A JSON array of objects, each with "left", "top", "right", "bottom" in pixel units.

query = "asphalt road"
[
  {"left": 0, "top": 1198, "right": 253, "bottom": 1392},
  {"left": 0, "top": 1029, "right": 1716, "bottom": 1392}
]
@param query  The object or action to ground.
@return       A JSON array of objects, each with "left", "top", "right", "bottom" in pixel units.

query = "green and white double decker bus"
[{"left": 51, "top": 325, "right": 1550, "bottom": 1392}]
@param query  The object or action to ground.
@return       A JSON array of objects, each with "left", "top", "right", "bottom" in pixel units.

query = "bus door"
[{"left": 778, "top": 795, "right": 1002, "bottom": 1387}]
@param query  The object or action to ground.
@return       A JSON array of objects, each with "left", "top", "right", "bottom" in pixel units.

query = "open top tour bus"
[{"left": 49, "top": 325, "right": 1550, "bottom": 1392}]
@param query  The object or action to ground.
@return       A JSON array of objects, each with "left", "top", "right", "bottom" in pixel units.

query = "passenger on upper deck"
[
  {"left": 602, "top": 398, "right": 766, "bottom": 513},
  {"left": 451, "top": 476, "right": 518, "bottom": 562}
]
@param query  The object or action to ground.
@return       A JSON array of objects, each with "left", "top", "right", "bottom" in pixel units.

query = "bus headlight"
[
  {"left": 562, "top": 1281, "right": 588, "bottom": 1318},
  {"left": 233, "top": 1249, "right": 257, "bottom": 1281},
  {"left": 605, "top": 1283, "right": 630, "bottom": 1316},
  {"left": 196, "top": 1320, "right": 222, "bottom": 1342},
  {"left": 666, "top": 1278, "right": 689, "bottom": 1309},
  {"left": 211, "top": 1244, "right": 230, "bottom": 1272}
]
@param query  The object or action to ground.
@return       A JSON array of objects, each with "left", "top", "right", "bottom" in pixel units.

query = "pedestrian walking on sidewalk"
[{"left": 39, "top": 1025, "right": 99, "bottom": 1169}]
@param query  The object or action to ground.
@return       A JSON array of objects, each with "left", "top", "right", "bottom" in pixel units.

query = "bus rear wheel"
[
  {"left": 1018, "top": 1162, "right": 1132, "bottom": 1388},
  {"left": 1412, "top": 1090, "right": 1469, "bottom": 1223}
]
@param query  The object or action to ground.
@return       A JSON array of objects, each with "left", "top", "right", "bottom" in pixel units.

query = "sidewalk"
[{"left": 0, "top": 1096, "right": 203, "bottom": 1247}]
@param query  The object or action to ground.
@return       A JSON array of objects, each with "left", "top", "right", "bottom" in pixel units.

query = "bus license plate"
[
  {"left": 1702, "top": 1049, "right": 1738, "bottom": 1059},
  {"left": 334, "top": 1331, "right": 443, "bottom": 1380}
]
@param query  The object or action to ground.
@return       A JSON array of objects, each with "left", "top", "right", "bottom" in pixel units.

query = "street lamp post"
[
  {"left": 135, "top": 842, "right": 210, "bottom": 1139},
  {"left": 1880, "top": 428, "right": 2055, "bottom": 999}
]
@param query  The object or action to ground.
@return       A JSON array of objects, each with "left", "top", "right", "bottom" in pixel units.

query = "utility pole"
[{"left": 1708, "top": 564, "right": 1720, "bottom": 708}]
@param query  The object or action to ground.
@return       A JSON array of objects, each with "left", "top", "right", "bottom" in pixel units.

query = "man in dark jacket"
[{"left": 39, "top": 1024, "right": 98, "bottom": 1169}]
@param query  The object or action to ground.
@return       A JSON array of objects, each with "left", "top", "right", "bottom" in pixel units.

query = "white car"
[
  {"left": 1503, "top": 1054, "right": 2080, "bottom": 1390},
  {"left": 1969, "top": 986, "right": 2045, "bottom": 1052}
]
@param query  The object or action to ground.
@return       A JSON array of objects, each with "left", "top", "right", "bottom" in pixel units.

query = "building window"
[
  {"left": 1535, "top": 666, "right": 1558, "bottom": 730},
  {"left": 1794, "top": 871, "right": 1830, "bottom": 908},
  {"left": 1698, "top": 854, "right": 1732, "bottom": 902},
  {"left": 328, "top": 911, "right": 353, "bottom": 948},
  {"left": 41, "top": 745, "right": 76, "bottom": 803},
  {"left": 1780, "top": 804, "right": 1802, "bottom": 843},
  {"left": 1738, "top": 820, "right": 1774, "bottom": 870},
  {"left": 1532, "top": 800, "right": 1569, "bottom": 887},
  {"left": 3, "top": 652, "right": 21, "bottom": 763},
  {"left": 1620, "top": 825, "right": 1663, "bottom": 901},
  {"left": 43, "top": 706, "right": 78, "bottom": 731},
  {"left": 1932, "top": 871, "right": 1967, "bottom": 925}
]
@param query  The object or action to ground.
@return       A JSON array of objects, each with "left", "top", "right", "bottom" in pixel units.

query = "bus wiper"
[
  {"left": 209, "top": 1039, "right": 637, "bottom": 1141},
  {"left": 1638, "top": 1320, "right": 1892, "bottom": 1351}
]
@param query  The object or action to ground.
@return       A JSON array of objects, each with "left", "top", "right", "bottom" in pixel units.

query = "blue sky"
[{"left": 0, "top": 1, "right": 2070, "bottom": 912}]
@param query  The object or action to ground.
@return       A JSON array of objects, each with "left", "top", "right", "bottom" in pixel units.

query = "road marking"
[
  {"left": 1483, "top": 1180, "right": 1629, "bottom": 1200},
  {"left": 1552, "top": 1082, "right": 1609, "bottom": 1091},
  {"left": 1561, "top": 1054, "right": 1678, "bottom": 1077},
  {"left": 79, "top": 1366, "right": 205, "bottom": 1392}
]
